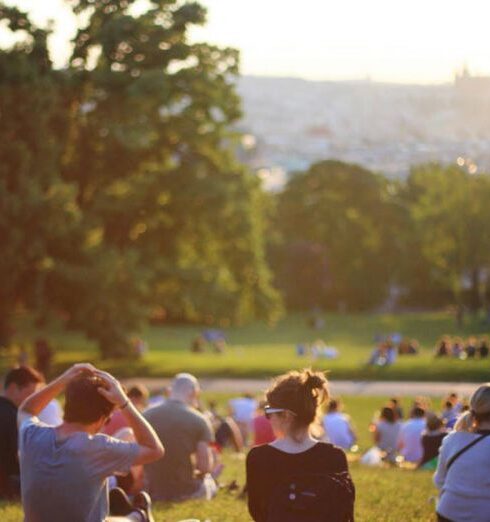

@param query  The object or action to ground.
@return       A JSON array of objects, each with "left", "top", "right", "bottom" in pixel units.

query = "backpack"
[{"left": 266, "top": 471, "right": 355, "bottom": 522}]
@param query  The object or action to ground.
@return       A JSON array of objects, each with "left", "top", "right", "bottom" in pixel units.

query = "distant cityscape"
[{"left": 236, "top": 69, "right": 490, "bottom": 189}]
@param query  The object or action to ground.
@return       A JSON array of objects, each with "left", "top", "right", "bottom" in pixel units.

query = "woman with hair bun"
[
  {"left": 434, "top": 383, "right": 490, "bottom": 522},
  {"left": 246, "top": 369, "right": 354, "bottom": 522}
]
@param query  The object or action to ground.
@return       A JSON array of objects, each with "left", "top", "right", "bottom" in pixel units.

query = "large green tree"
[
  {"left": 402, "top": 163, "right": 490, "bottom": 319},
  {"left": 275, "top": 160, "right": 400, "bottom": 311},
  {"left": 0, "top": 1, "right": 281, "bottom": 356},
  {"left": 0, "top": 7, "right": 80, "bottom": 346}
]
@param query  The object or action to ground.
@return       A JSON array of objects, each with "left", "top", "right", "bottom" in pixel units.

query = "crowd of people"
[
  {"left": 1, "top": 362, "right": 490, "bottom": 521},
  {"left": 367, "top": 334, "right": 420, "bottom": 366},
  {"left": 435, "top": 335, "right": 489, "bottom": 359}
]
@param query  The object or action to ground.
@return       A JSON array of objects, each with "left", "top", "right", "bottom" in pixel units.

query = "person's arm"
[
  {"left": 18, "top": 363, "right": 96, "bottom": 426},
  {"left": 195, "top": 440, "right": 213, "bottom": 474},
  {"left": 433, "top": 435, "right": 450, "bottom": 489},
  {"left": 373, "top": 426, "right": 381, "bottom": 445},
  {"left": 347, "top": 417, "right": 357, "bottom": 443},
  {"left": 226, "top": 417, "right": 244, "bottom": 452},
  {"left": 95, "top": 370, "right": 164, "bottom": 466}
]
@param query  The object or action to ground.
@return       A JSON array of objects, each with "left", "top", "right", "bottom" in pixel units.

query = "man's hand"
[
  {"left": 95, "top": 370, "right": 128, "bottom": 408},
  {"left": 60, "top": 363, "right": 97, "bottom": 384},
  {"left": 18, "top": 363, "right": 96, "bottom": 423}
]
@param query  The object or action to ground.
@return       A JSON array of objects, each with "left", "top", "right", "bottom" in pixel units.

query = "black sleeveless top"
[{"left": 246, "top": 442, "right": 349, "bottom": 522}]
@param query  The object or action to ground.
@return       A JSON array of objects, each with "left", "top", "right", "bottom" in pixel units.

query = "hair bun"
[{"left": 303, "top": 370, "right": 327, "bottom": 392}]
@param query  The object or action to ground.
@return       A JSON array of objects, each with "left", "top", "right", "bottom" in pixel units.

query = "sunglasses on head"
[{"left": 264, "top": 406, "right": 297, "bottom": 420}]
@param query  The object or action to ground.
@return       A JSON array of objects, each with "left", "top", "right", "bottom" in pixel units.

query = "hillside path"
[{"left": 121, "top": 378, "right": 480, "bottom": 397}]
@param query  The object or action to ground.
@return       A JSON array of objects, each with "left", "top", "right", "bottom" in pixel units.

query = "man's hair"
[
  {"left": 410, "top": 406, "right": 426, "bottom": 418},
  {"left": 64, "top": 375, "right": 115, "bottom": 424},
  {"left": 128, "top": 384, "right": 149, "bottom": 401},
  {"left": 4, "top": 366, "right": 44, "bottom": 389},
  {"left": 171, "top": 373, "right": 199, "bottom": 396}
]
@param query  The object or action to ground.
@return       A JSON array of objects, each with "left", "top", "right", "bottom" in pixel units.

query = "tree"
[
  {"left": 0, "top": 6, "right": 79, "bottom": 346},
  {"left": 0, "top": 1, "right": 282, "bottom": 356},
  {"left": 275, "top": 160, "right": 399, "bottom": 311},
  {"left": 403, "top": 163, "right": 490, "bottom": 321}
]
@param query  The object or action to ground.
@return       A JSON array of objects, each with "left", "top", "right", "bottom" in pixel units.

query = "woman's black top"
[
  {"left": 246, "top": 442, "right": 349, "bottom": 522},
  {"left": 420, "top": 432, "right": 447, "bottom": 466}
]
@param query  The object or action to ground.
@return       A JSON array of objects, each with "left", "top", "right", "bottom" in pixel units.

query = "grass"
[
  {"left": 0, "top": 394, "right": 440, "bottom": 521},
  {"left": 2, "top": 311, "right": 490, "bottom": 382},
  {"left": 0, "top": 464, "right": 439, "bottom": 522}
]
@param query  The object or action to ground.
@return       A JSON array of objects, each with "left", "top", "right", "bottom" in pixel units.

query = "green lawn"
[
  {"left": 0, "top": 394, "right": 439, "bottom": 521},
  {"left": 0, "top": 463, "right": 438, "bottom": 521},
  {"left": 2, "top": 311, "right": 490, "bottom": 382}
]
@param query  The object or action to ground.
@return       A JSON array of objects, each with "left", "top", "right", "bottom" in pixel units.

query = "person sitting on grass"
[
  {"left": 144, "top": 373, "right": 220, "bottom": 502},
  {"left": 397, "top": 404, "right": 426, "bottom": 463},
  {"left": 434, "top": 383, "right": 490, "bottom": 522},
  {"left": 0, "top": 366, "right": 44, "bottom": 499},
  {"left": 373, "top": 406, "right": 401, "bottom": 463},
  {"left": 418, "top": 413, "right": 447, "bottom": 470},
  {"left": 17, "top": 363, "right": 164, "bottom": 522},
  {"left": 322, "top": 398, "right": 357, "bottom": 450},
  {"left": 246, "top": 369, "right": 354, "bottom": 522}
]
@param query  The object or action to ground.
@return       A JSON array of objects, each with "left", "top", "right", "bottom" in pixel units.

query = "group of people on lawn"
[{"left": 1, "top": 361, "right": 490, "bottom": 521}]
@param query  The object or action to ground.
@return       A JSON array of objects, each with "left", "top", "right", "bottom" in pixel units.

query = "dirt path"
[{"left": 122, "top": 377, "right": 480, "bottom": 397}]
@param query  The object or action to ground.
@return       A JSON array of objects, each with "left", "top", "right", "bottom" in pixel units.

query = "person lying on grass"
[{"left": 17, "top": 363, "right": 164, "bottom": 522}]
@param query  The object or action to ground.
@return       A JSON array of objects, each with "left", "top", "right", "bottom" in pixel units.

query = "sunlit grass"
[
  {"left": 2, "top": 312, "right": 490, "bottom": 381},
  {"left": 0, "top": 393, "right": 439, "bottom": 521}
]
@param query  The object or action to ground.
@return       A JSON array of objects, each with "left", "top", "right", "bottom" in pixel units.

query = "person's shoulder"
[
  {"left": 0, "top": 396, "right": 16, "bottom": 417},
  {"left": 247, "top": 444, "right": 273, "bottom": 464},
  {"left": 313, "top": 440, "right": 345, "bottom": 456},
  {"left": 89, "top": 432, "right": 137, "bottom": 454}
]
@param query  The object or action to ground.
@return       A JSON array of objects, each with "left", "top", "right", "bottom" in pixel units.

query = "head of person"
[
  {"left": 127, "top": 384, "right": 149, "bottom": 411},
  {"left": 328, "top": 398, "right": 341, "bottom": 413},
  {"left": 448, "top": 392, "right": 459, "bottom": 405},
  {"left": 170, "top": 373, "right": 200, "bottom": 406},
  {"left": 454, "top": 411, "right": 474, "bottom": 432},
  {"left": 265, "top": 369, "right": 328, "bottom": 442},
  {"left": 410, "top": 405, "right": 426, "bottom": 419},
  {"left": 426, "top": 413, "right": 443, "bottom": 432},
  {"left": 4, "top": 366, "right": 44, "bottom": 407},
  {"left": 63, "top": 374, "right": 115, "bottom": 433},
  {"left": 380, "top": 406, "right": 395, "bottom": 423},
  {"left": 469, "top": 383, "right": 490, "bottom": 427}
]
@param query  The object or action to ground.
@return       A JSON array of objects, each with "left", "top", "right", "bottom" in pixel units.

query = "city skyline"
[{"left": 1, "top": 0, "right": 490, "bottom": 84}]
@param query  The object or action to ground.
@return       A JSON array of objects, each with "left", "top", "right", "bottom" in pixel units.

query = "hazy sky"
[{"left": 2, "top": 0, "right": 490, "bottom": 83}]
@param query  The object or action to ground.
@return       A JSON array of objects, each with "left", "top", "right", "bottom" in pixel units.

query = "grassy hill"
[{"left": 2, "top": 311, "right": 490, "bottom": 382}]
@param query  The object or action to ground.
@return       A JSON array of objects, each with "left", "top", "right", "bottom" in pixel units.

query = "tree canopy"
[{"left": 0, "top": 0, "right": 281, "bottom": 356}]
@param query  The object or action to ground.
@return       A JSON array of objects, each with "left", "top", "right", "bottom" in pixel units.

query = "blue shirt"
[{"left": 19, "top": 417, "right": 139, "bottom": 522}]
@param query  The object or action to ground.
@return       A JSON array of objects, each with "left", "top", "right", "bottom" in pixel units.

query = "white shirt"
[
  {"left": 434, "top": 430, "right": 490, "bottom": 522},
  {"left": 38, "top": 399, "right": 63, "bottom": 427},
  {"left": 397, "top": 417, "right": 425, "bottom": 462},
  {"left": 229, "top": 397, "right": 257, "bottom": 423},
  {"left": 323, "top": 412, "right": 355, "bottom": 449}
]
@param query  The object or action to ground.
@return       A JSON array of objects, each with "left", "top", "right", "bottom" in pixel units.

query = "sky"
[{"left": 2, "top": 0, "right": 490, "bottom": 84}]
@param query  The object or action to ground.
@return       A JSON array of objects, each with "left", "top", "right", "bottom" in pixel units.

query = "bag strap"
[{"left": 446, "top": 433, "right": 490, "bottom": 471}]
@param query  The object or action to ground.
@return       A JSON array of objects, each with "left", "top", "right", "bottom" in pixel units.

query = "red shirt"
[
  {"left": 101, "top": 410, "right": 128, "bottom": 436},
  {"left": 253, "top": 415, "right": 275, "bottom": 446}
]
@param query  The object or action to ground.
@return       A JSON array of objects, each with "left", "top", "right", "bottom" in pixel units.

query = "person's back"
[
  {"left": 323, "top": 412, "right": 355, "bottom": 449},
  {"left": 375, "top": 419, "right": 401, "bottom": 462},
  {"left": 144, "top": 398, "right": 213, "bottom": 501},
  {"left": 398, "top": 409, "right": 426, "bottom": 463},
  {"left": 434, "top": 384, "right": 490, "bottom": 522},
  {"left": 18, "top": 365, "right": 164, "bottom": 522},
  {"left": 20, "top": 419, "right": 138, "bottom": 522},
  {"left": 247, "top": 441, "right": 349, "bottom": 522},
  {"left": 246, "top": 370, "right": 354, "bottom": 522}
]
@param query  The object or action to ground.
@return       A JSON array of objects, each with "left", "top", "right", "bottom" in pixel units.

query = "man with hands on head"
[{"left": 17, "top": 363, "right": 164, "bottom": 522}]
